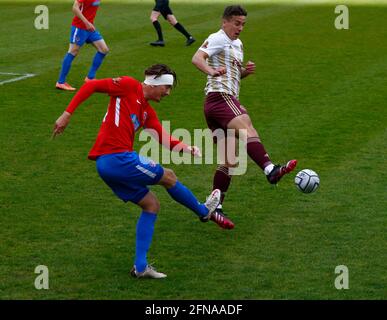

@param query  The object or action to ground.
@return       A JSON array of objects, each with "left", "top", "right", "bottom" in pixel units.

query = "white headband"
[{"left": 144, "top": 74, "right": 174, "bottom": 86}]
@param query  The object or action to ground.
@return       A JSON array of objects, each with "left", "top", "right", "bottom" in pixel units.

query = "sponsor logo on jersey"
[{"left": 131, "top": 114, "right": 140, "bottom": 131}]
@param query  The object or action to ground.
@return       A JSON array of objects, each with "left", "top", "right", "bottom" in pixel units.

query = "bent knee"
[
  {"left": 100, "top": 46, "right": 109, "bottom": 55},
  {"left": 165, "top": 168, "right": 177, "bottom": 183},
  {"left": 161, "top": 168, "right": 178, "bottom": 188},
  {"left": 150, "top": 14, "right": 159, "bottom": 23},
  {"left": 68, "top": 47, "right": 80, "bottom": 56},
  {"left": 222, "top": 162, "right": 238, "bottom": 169},
  {"left": 167, "top": 15, "right": 177, "bottom": 25},
  {"left": 246, "top": 126, "right": 258, "bottom": 138},
  {"left": 138, "top": 192, "right": 161, "bottom": 213},
  {"left": 145, "top": 199, "right": 161, "bottom": 213}
]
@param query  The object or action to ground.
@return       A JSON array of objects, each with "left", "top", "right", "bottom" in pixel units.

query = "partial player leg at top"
[{"left": 149, "top": 0, "right": 195, "bottom": 47}]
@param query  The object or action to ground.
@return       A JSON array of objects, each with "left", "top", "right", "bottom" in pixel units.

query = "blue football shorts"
[
  {"left": 96, "top": 152, "right": 164, "bottom": 204},
  {"left": 70, "top": 26, "right": 103, "bottom": 46}
]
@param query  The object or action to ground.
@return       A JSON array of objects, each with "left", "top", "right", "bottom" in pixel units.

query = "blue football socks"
[
  {"left": 135, "top": 211, "right": 157, "bottom": 273},
  {"left": 87, "top": 51, "right": 106, "bottom": 80},
  {"left": 167, "top": 181, "right": 208, "bottom": 218},
  {"left": 58, "top": 52, "right": 75, "bottom": 84}
]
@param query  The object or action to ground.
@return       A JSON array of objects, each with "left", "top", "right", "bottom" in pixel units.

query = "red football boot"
[
  {"left": 267, "top": 160, "right": 298, "bottom": 184},
  {"left": 201, "top": 207, "right": 235, "bottom": 230}
]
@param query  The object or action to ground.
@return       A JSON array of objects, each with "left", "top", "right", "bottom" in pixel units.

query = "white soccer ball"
[{"left": 295, "top": 169, "right": 320, "bottom": 193}]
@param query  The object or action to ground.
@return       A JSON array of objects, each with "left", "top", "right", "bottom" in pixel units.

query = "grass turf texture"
[{"left": 0, "top": 0, "right": 386, "bottom": 299}]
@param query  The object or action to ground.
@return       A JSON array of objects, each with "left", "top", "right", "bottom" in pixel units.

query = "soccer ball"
[{"left": 295, "top": 169, "right": 320, "bottom": 193}]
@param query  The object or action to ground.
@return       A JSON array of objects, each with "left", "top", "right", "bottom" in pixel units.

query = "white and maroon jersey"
[{"left": 199, "top": 29, "right": 244, "bottom": 98}]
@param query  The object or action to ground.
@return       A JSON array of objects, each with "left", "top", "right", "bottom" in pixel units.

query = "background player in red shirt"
[
  {"left": 53, "top": 64, "right": 222, "bottom": 279},
  {"left": 56, "top": 0, "right": 109, "bottom": 91}
]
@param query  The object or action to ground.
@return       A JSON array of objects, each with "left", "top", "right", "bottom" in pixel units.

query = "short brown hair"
[
  {"left": 223, "top": 5, "right": 247, "bottom": 19},
  {"left": 144, "top": 64, "right": 177, "bottom": 87}
]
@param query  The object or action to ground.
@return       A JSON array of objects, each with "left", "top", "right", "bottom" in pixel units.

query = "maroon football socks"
[
  {"left": 246, "top": 137, "right": 272, "bottom": 170},
  {"left": 212, "top": 165, "right": 232, "bottom": 204}
]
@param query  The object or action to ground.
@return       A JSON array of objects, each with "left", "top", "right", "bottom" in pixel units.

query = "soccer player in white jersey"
[{"left": 192, "top": 5, "right": 297, "bottom": 228}]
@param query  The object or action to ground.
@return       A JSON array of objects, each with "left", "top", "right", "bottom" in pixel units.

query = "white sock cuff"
[{"left": 264, "top": 163, "right": 274, "bottom": 175}]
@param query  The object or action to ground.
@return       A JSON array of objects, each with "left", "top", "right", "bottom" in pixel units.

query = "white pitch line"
[{"left": 0, "top": 72, "right": 37, "bottom": 85}]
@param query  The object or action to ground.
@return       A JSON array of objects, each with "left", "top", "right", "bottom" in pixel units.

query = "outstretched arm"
[
  {"left": 53, "top": 78, "right": 127, "bottom": 138},
  {"left": 144, "top": 110, "right": 202, "bottom": 157},
  {"left": 72, "top": 0, "right": 95, "bottom": 31}
]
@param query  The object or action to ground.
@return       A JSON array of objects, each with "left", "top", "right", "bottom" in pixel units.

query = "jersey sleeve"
[
  {"left": 65, "top": 77, "right": 132, "bottom": 114},
  {"left": 143, "top": 107, "right": 188, "bottom": 152},
  {"left": 199, "top": 33, "right": 225, "bottom": 57},
  {"left": 105, "top": 76, "right": 134, "bottom": 96}
]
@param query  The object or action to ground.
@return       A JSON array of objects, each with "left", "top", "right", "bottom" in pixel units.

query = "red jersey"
[
  {"left": 72, "top": 0, "right": 101, "bottom": 30},
  {"left": 65, "top": 77, "right": 187, "bottom": 160}
]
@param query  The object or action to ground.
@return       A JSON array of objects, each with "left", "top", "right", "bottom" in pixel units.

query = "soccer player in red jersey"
[
  {"left": 53, "top": 64, "right": 223, "bottom": 279},
  {"left": 56, "top": 0, "right": 109, "bottom": 91},
  {"left": 192, "top": 5, "right": 297, "bottom": 225}
]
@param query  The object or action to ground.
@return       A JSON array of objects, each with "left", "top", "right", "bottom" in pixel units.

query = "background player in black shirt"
[{"left": 150, "top": 0, "right": 195, "bottom": 47}]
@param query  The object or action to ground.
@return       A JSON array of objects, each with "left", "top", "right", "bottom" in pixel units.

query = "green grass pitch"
[{"left": 0, "top": 0, "right": 386, "bottom": 299}]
